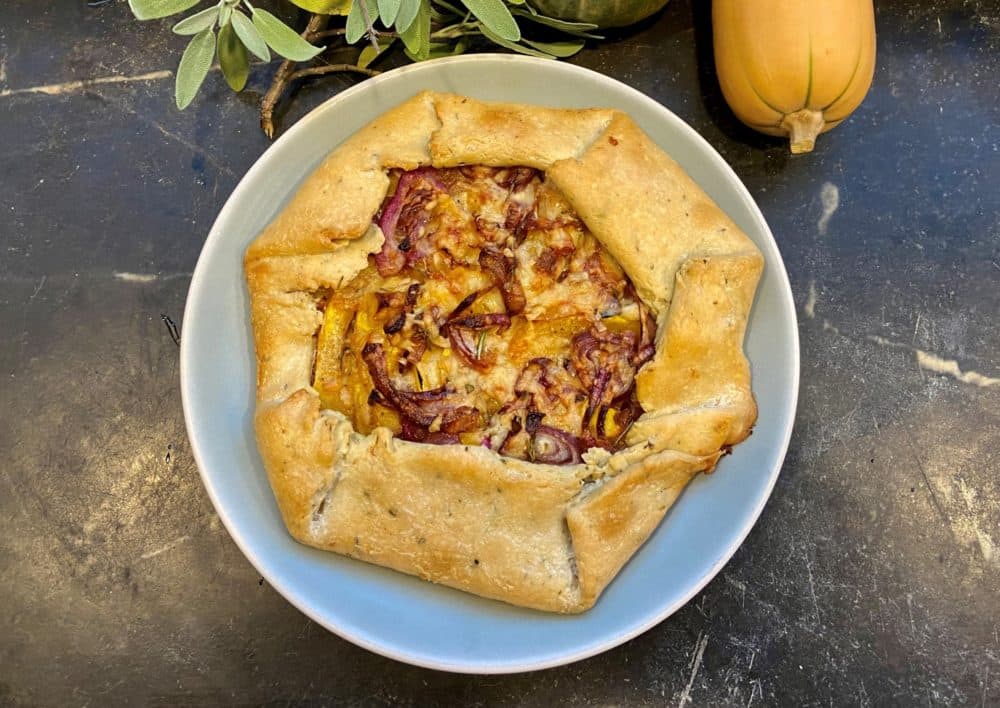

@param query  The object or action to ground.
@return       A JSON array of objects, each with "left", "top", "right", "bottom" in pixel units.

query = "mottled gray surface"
[{"left": 2, "top": 0, "right": 998, "bottom": 705}]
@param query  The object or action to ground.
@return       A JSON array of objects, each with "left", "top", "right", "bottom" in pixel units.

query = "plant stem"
[
  {"left": 357, "top": 0, "right": 380, "bottom": 52},
  {"left": 431, "top": 25, "right": 480, "bottom": 40},
  {"left": 313, "top": 28, "right": 399, "bottom": 40},
  {"left": 260, "top": 13, "right": 329, "bottom": 139},
  {"left": 288, "top": 64, "right": 380, "bottom": 81},
  {"left": 781, "top": 109, "right": 825, "bottom": 154},
  {"left": 312, "top": 28, "right": 347, "bottom": 38}
]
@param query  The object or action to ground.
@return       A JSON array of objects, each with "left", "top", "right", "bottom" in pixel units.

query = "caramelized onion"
[
  {"left": 361, "top": 342, "right": 473, "bottom": 429},
  {"left": 479, "top": 248, "right": 526, "bottom": 314},
  {"left": 375, "top": 168, "right": 445, "bottom": 276},
  {"left": 496, "top": 166, "right": 538, "bottom": 191},
  {"left": 423, "top": 432, "right": 461, "bottom": 445},
  {"left": 586, "top": 368, "right": 611, "bottom": 423},
  {"left": 446, "top": 313, "right": 511, "bottom": 331},
  {"left": 572, "top": 328, "right": 638, "bottom": 408},
  {"left": 383, "top": 312, "right": 406, "bottom": 334},
  {"left": 530, "top": 426, "right": 581, "bottom": 465},
  {"left": 447, "top": 292, "right": 479, "bottom": 321},
  {"left": 443, "top": 312, "right": 511, "bottom": 371},
  {"left": 405, "top": 283, "right": 421, "bottom": 307},
  {"left": 635, "top": 301, "right": 656, "bottom": 366}
]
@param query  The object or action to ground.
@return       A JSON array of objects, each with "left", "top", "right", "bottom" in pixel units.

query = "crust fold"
[{"left": 244, "top": 92, "right": 764, "bottom": 612}]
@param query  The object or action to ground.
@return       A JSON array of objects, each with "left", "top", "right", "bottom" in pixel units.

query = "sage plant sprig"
[{"left": 128, "top": 0, "right": 601, "bottom": 123}]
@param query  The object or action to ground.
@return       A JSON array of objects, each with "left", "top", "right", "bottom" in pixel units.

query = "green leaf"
[
  {"left": 252, "top": 9, "right": 325, "bottom": 61},
  {"left": 511, "top": 8, "right": 601, "bottom": 37},
  {"left": 460, "top": 0, "right": 519, "bottom": 42},
  {"left": 231, "top": 10, "right": 270, "bottom": 61},
  {"left": 346, "top": 0, "right": 378, "bottom": 44},
  {"left": 398, "top": 0, "right": 430, "bottom": 58},
  {"left": 218, "top": 4, "right": 232, "bottom": 26},
  {"left": 172, "top": 6, "right": 218, "bottom": 35},
  {"left": 129, "top": 0, "right": 200, "bottom": 20},
  {"left": 217, "top": 23, "right": 249, "bottom": 91},
  {"left": 287, "top": 0, "right": 352, "bottom": 14},
  {"left": 377, "top": 0, "right": 402, "bottom": 26},
  {"left": 432, "top": 0, "right": 467, "bottom": 16},
  {"left": 175, "top": 28, "right": 215, "bottom": 109},
  {"left": 358, "top": 38, "right": 394, "bottom": 68},
  {"left": 420, "top": 38, "right": 468, "bottom": 60},
  {"left": 523, "top": 37, "right": 585, "bottom": 58},
  {"left": 479, "top": 23, "right": 552, "bottom": 58},
  {"left": 394, "top": 0, "right": 421, "bottom": 32}
]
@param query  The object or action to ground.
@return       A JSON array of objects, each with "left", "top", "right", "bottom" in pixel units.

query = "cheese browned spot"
[{"left": 312, "top": 166, "right": 655, "bottom": 464}]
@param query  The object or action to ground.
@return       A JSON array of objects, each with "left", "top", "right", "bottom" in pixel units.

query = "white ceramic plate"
[{"left": 181, "top": 55, "right": 799, "bottom": 673}]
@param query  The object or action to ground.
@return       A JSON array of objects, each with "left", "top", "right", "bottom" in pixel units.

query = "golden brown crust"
[
  {"left": 430, "top": 93, "right": 615, "bottom": 168},
  {"left": 546, "top": 113, "right": 760, "bottom": 314},
  {"left": 246, "top": 92, "right": 439, "bottom": 261},
  {"left": 244, "top": 92, "right": 764, "bottom": 612},
  {"left": 567, "top": 448, "right": 721, "bottom": 608}
]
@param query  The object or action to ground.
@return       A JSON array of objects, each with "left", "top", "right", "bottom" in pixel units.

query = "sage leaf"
[
  {"left": 217, "top": 23, "right": 249, "bottom": 91},
  {"left": 129, "top": 0, "right": 200, "bottom": 21},
  {"left": 394, "top": 0, "right": 421, "bottom": 33},
  {"left": 358, "top": 38, "right": 394, "bottom": 69},
  {"left": 175, "top": 27, "right": 215, "bottom": 109},
  {"left": 511, "top": 9, "right": 601, "bottom": 37},
  {"left": 287, "top": 0, "right": 352, "bottom": 14},
  {"left": 377, "top": 0, "right": 402, "bottom": 26},
  {"left": 231, "top": 10, "right": 270, "bottom": 61},
  {"left": 479, "top": 24, "right": 552, "bottom": 58},
  {"left": 422, "top": 38, "right": 468, "bottom": 60},
  {"left": 252, "top": 9, "right": 325, "bottom": 61},
  {"left": 433, "top": 0, "right": 466, "bottom": 17},
  {"left": 460, "top": 0, "right": 519, "bottom": 42},
  {"left": 398, "top": 0, "right": 430, "bottom": 59},
  {"left": 172, "top": 6, "right": 218, "bottom": 35},
  {"left": 523, "top": 38, "right": 585, "bottom": 58},
  {"left": 218, "top": 4, "right": 232, "bottom": 26},
  {"left": 346, "top": 0, "right": 378, "bottom": 44}
]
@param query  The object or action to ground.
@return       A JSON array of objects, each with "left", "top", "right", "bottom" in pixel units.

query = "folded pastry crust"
[{"left": 244, "top": 91, "right": 763, "bottom": 613}]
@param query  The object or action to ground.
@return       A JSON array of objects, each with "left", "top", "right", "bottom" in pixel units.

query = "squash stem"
[{"left": 781, "top": 110, "right": 825, "bottom": 154}]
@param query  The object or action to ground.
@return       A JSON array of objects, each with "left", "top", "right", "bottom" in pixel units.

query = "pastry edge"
[{"left": 244, "top": 91, "right": 764, "bottom": 612}]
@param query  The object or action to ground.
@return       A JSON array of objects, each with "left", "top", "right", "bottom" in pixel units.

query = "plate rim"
[{"left": 180, "top": 53, "right": 800, "bottom": 674}]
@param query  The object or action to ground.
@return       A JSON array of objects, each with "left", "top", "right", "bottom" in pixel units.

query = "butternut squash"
[{"left": 712, "top": 0, "right": 876, "bottom": 153}]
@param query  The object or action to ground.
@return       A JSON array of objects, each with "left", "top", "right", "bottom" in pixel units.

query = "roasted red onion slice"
[
  {"left": 398, "top": 418, "right": 465, "bottom": 443},
  {"left": 361, "top": 342, "right": 475, "bottom": 429},
  {"left": 572, "top": 328, "right": 638, "bottom": 408},
  {"left": 423, "top": 431, "right": 461, "bottom": 445},
  {"left": 586, "top": 368, "right": 612, "bottom": 423},
  {"left": 635, "top": 301, "right": 656, "bottom": 366},
  {"left": 496, "top": 167, "right": 538, "bottom": 191},
  {"left": 525, "top": 411, "right": 544, "bottom": 434},
  {"left": 443, "top": 312, "right": 511, "bottom": 371},
  {"left": 479, "top": 248, "right": 526, "bottom": 314},
  {"left": 595, "top": 406, "right": 610, "bottom": 439},
  {"left": 447, "top": 292, "right": 479, "bottom": 321},
  {"left": 375, "top": 168, "right": 446, "bottom": 276},
  {"left": 446, "top": 313, "right": 511, "bottom": 331},
  {"left": 446, "top": 326, "right": 486, "bottom": 372},
  {"left": 530, "top": 425, "right": 582, "bottom": 465}
]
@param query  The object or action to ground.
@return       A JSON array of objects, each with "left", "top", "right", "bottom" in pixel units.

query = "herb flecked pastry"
[{"left": 244, "top": 92, "right": 763, "bottom": 613}]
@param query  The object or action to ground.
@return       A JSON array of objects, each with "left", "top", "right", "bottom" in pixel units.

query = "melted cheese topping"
[{"left": 313, "top": 166, "right": 651, "bottom": 462}]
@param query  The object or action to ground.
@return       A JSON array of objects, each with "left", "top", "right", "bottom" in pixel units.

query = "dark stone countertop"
[{"left": 2, "top": 0, "right": 998, "bottom": 704}]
